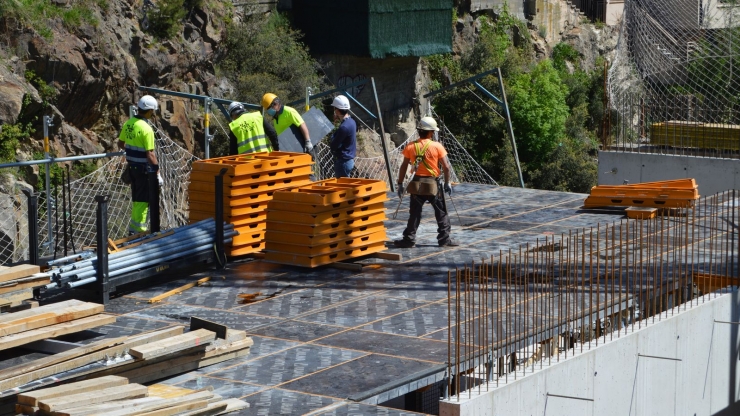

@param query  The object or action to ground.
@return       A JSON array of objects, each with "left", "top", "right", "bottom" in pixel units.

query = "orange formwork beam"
[
  {"left": 266, "top": 203, "right": 386, "bottom": 225},
  {"left": 189, "top": 165, "right": 312, "bottom": 187},
  {"left": 228, "top": 242, "right": 265, "bottom": 257},
  {"left": 267, "top": 192, "right": 388, "bottom": 214},
  {"left": 267, "top": 213, "right": 387, "bottom": 235},
  {"left": 188, "top": 201, "right": 268, "bottom": 217},
  {"left": 583, "top": 195, "right": 695, "bottom": 209},
  {"left": 264, "top": 241, "right": 387, "bottom": 268},
  {"left": 272, "top": 178, "right": 388, "bottom": 205},
  {"left": 191, "top": 152, "right": 312, "bottom": 176},
  {"left": 265, "top": 230, "right": 387, "bottom": 257},
  {"left": 265, "top": 222, "right": 385, "bottom": 246},
  {"left": 589, "top": 187, "right": 698, "bottom": 200}
]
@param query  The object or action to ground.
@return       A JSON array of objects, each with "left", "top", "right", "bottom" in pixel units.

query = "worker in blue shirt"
[{"left": 329, "top": 95, "right": 357, "bottom": 178}]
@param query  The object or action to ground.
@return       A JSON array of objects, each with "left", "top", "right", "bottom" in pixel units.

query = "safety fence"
[
  {"left": 1, "top": 111, "right": 495, "bottom": 265},
  {"left": 446, "top": 190, "right": 738, "bottom": 399},
  {"left": 605, "top": 92, "right": 740, "bottom": 159}
]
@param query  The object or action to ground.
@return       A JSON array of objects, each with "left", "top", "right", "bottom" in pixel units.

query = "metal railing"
[{"left": 445, "top": 190, "right": 738, "bottom": 400}]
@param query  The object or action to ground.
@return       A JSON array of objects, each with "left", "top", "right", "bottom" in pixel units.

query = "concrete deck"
[{"left": 2, "top": 184, "right": 632, "bottom": 415}]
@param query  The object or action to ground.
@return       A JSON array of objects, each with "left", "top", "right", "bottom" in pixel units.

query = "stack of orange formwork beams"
[
  {"left": 188, "top": 152, "right": 313, "bottom": 256},
  {"left": 264, "top": 178, "right": 389, "bottom": 267},
  {"left": 584, "top": 179, "right": 700, "bottom": 211}
]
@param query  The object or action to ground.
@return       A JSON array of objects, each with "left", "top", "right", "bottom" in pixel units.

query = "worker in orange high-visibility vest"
[{"left": 394, "top": 116, "right": 457, "bottom": 248}]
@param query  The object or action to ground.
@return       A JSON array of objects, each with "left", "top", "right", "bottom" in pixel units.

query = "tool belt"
[{"left": 406, "top": 176, "right": 438, "bottom": 196}]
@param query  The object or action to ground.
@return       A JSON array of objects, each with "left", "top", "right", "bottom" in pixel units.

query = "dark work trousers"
[{"left": 401, "top": 191, "right": 452, "bottom": 245}]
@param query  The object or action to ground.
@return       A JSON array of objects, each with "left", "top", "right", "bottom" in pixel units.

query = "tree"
[{"left": 506, "top": 60, "right": 569, "bottom": 165}]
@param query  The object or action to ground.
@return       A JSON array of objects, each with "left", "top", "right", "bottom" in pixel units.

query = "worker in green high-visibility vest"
[
  {"left": 117, "top": 95, "right": 161, "bottom": 235},
  {"left": 261, "top": 93, "right": 312, "bottom": 154},
  {"left": 227, "top": 102, "right": 278, "bottom": 155}
]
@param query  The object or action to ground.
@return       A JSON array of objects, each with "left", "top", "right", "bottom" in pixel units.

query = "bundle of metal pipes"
[{"left": 44, "top": 219, "right": 236, "bottom": 290}]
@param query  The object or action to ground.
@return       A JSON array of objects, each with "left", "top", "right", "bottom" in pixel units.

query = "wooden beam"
[
  {"left": 54, "top": 397, "right": 164, "bottom": 416},
  {"left": 190, "top": 317, "right": 227, "bottom": 339},
  {"left": 0, "top": 336, "right": 125, "bottom": 381},
  {"left": 0, "top": 275, "right": 50, "bottom": 295},
  {"left": 39, "top": 383, "right": 149, "bottom": 412},
  {"left": 0, "top": 314, "right": 116, "bottom": 351},
  {"left": 102, "top": 391, "right": 213, "bottom": 416},
  {"left": 177, "top": 402, "right": 229, "bottom": 416},
  {"left": 0, "top": 301, "right": 104, "bottom": 337},
  {"left": 136, "top": 400, "right": 208, "bottom": 416},
  {"left": 0, "top": 288, "right": 34, "bottom": 308},
  {"left": 129, "top": 329, "right": 216, "bottom": 359},
  {"left": 370, "top": 251, "right": 402, "bottom": 261},
  {"left": 116, "top": 338, "right": 253, "bottom": 384},
  {"left": 0, "top": 264, "right": 40, "bottom": 283},
  {"left": 0, "top": 299, "right": 84, "bottom": 324},
  {"left": 18, "top": 375, "right": 128, "bottom": 406},
  {"left": 0, "top": 326, "right": 183, "bottom": 391},
  {"left": 148, "top": 277, "right": 211, "bottom": 303}
]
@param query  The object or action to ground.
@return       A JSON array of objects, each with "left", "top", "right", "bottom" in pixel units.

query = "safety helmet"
[
  {"left": 261, "top": 93, "right": 278, "bottom": 110},
  {"left": 138, "top": 95, "right": 158, "bottom": 111},
  {"left": 418, "top": 116, "right": 439, "bottom": 131},
  {"left": 331, "top": 95, "right": 350, "bottom": 110},
  {"left": 228, "top": 101, "right": 245, "bottom": 116}
]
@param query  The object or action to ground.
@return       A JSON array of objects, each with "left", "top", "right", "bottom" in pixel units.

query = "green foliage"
[
  {"left": 529, "top": 137, "right": 597, "bottom": 193},
  {"left": 0, "top": 123, "right": 34, "bottom": 163},
  {"left": 25, "top": 70, "right": 58, "bottom": 107},
  {"left": 552, "top": 43, "right": 580, "bottom": 71},
  {"left": 147, "top": 0, "right": 188, "bottom": 39},
  {"left": 217, "top": 12, "right": 325, "bottom": 105},
  {"left": 33, "top": 151, "right": 65, "bottom": 190},
  {"left": 506, "top": 60, "right": 569, "bottom": 164},
  {"left": 0, "top": 0, "right": 98, "bottom": 38},
  {"left": 71, "top": 160, "right": 98, "bottom": 179}
]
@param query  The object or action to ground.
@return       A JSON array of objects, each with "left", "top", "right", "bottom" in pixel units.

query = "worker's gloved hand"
[
  {"left": 444, "top": 182, "right": 453, "bottom": 195},
  {"left": 157, "top": 172, "right": 164, "bottom": 187},
  {"left": 304, "top": 141, "right": 314, "bottom": 153},
  {"left": 397, "top": 186, "right": 405, "bottom": 199}
]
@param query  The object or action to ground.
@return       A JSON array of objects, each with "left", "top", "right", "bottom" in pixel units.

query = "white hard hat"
[
  {"left": 419, "top": 116, "right": 439, "bottom": 131},
  {"left": 138, "top": 95, "right": 158, "bottom": 111},
  {"left": 331, "top": 95, "right": 350, "bottom": 110},
  {"left": 228, "top": 101, "right": 244, "bottom": 115}
]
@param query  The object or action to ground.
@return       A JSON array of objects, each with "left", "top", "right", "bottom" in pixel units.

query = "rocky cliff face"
[{"left": 0, "top": 0, "right": 229, "bottom": 166}]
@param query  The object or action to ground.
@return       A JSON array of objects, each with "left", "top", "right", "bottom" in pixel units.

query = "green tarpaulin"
[{"left": 294, "top": 0, "right": 452, "bottom": 58}]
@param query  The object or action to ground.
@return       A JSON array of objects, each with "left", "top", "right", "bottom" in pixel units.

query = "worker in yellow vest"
[
  {"left": 117, "top": 95, "right": 161, "bottom": 234},
  {"left": 394, "top": 116, "right": 457, "bottom": 248},
  {"left": 261, "top": 93, "right": 312, "bottom": 153},
  {"left": 227, "top": 102, "right": 278, "bottom": 154}
]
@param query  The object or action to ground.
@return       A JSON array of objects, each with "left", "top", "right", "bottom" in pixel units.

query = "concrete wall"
[
  {"left": 440, "top": 290, "right": 740, "bottom": 416},
  {"left": 598, "top": 151, "right": 740, "bottom": 196}
]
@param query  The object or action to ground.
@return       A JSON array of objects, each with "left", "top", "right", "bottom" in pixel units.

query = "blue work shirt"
[{"left": 330, "top": 116, "right": 357, "bottom": 161}]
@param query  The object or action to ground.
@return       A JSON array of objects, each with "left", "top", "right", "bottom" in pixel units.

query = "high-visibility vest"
[
  {"left": 230, "top": 112, "right": 272, "bottom": 154},
  {"left": 119, "top": 117, "right": 154, "bottom": 167},
  {"left": 414, "top": 140, "right": 438, "bottom": 177}
]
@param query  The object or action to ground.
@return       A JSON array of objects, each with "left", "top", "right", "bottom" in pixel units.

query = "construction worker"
[
  {"left": 394, "top": 116, "right": 457, "bottom": 248},
  {"left": 117, "top": 95, "right": 161, "bottom": 234},
  {"left": 227, "top": 101, "right": 278, "bottom": 154},
  {"left": 262, "top": 93, "right": 312, "bottom": 153},
  {"left": 329, "top": 95, "right": 356, "bottom": 177}
]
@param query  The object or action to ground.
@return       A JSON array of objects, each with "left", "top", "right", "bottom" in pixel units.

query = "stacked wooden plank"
[
  {"left": 0, "top": 265, "right": 47, "bottom": 310},
  {"left": 0, "top": 322, "right": 253, "bottom": 397},
  {"left": 584, "top": 179, "right": 699, "bottom": 210},
  {"left": 15, "top": 376, "right": 248, "bottom": 415},
  {"left": 0, "top": 300, "right": 114, "bottom": 352},
  {"left": 265, "top": 178, "right": 389, "bottom": 267},
  {"left": 651, "top": 121, "right": 740, "bottom": 151},
  {"left": 187, "top": 151, "right": 313, "bottom": 257}
]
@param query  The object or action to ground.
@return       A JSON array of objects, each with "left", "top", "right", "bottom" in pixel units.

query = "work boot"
[
  {"left": 393, "top": 239, "right": 415, "bottom": 248},
  {"left": 438, "top": 239, "right": 459, "bottom": 247}
]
